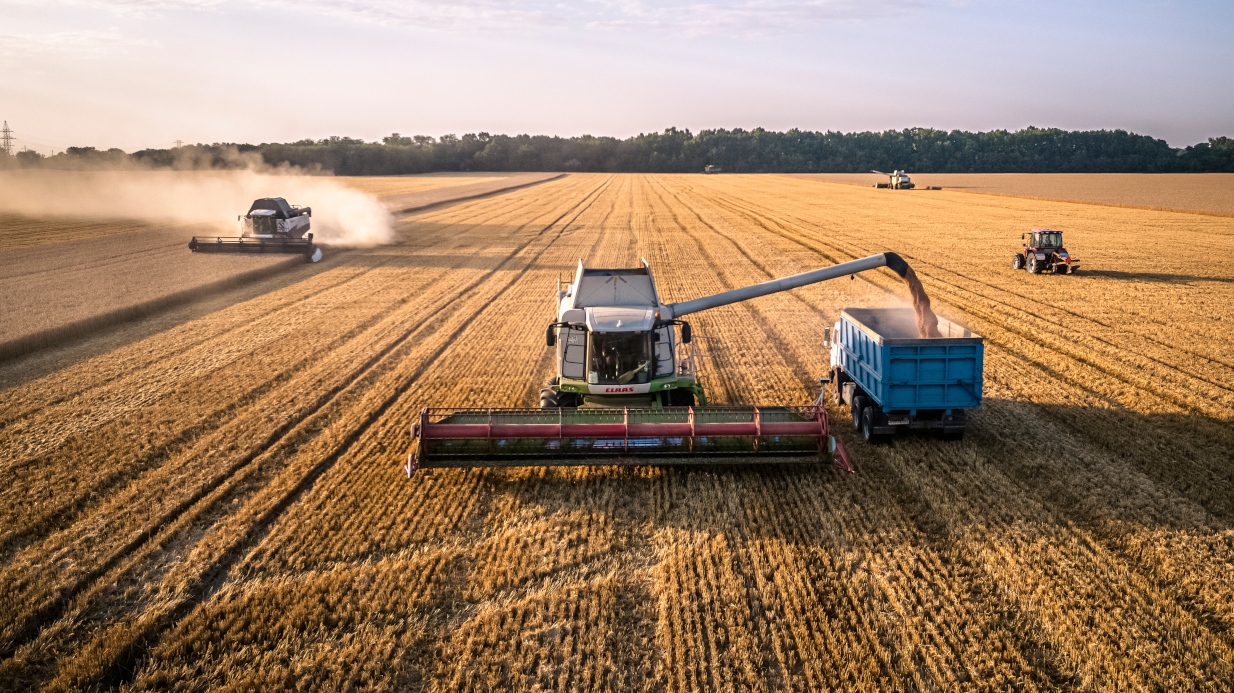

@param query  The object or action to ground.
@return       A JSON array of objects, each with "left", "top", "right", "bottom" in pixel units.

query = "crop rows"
[{"left": 0, "top": 174, "right": 1230, "bottom": 691}]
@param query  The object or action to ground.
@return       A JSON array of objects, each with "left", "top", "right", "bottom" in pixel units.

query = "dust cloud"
[{"left": 0, "top": 168, "right": 393, "bottom": 247}]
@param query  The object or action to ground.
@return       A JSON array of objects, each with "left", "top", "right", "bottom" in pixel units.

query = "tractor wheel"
[
  {"left": 831, "top": 369, "right": 845, "bottom": 405},
  {"left": 1027, "top": 255, "right": 1041, "bottom": 274},
  {"left": 851, "top": 396, "right": 866, "bottom": 431},
  {"left": 1011, "top": 254, "right": 1024, "bottom": 270}
]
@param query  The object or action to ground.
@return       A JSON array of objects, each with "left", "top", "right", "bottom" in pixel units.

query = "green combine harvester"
[{"left": 405, "top": 252, "right": 918, "bottom": 477}]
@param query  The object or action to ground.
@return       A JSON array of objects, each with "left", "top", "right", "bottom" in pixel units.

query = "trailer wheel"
[
  {"left": 1011, "top": 254, "right": 1024, "bottom": 270},
  {"left": 941, "top": 428, "right": 966, "bottom": 441},
  {"left": 860, "top": 407, "right": 885, "bottom": 444},
  {"left": 851, "top": 396, "right": 866, "bottom": 431}
]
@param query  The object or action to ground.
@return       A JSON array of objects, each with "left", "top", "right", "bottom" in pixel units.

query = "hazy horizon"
[{"left": 3, "top": 1, "right": 1231, "bottom": 155}]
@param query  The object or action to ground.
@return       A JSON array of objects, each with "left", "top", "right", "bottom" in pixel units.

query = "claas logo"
[{"left": 604, "top": 387, "right": 635, "bottom": 393}]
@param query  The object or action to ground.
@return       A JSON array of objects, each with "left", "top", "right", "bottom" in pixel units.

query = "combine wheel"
[
  {"left": 1011, "top": 254, "right": 1024, "bottom": 270},
  {"left": 539, "top": 376, "right": 578, "bottom": 409},
  {"left": 539, "top": 387, "right": 562, "bottom": 409},
  {"left": 851, "top": 396, "right": 866, "bottom": 431}
]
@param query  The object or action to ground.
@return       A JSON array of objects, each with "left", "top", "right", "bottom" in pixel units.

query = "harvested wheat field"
[
  {"left": 0, "top": 171, "right": 561, "bottom": 361},
  {"left": 1, "top": 173, "right": 1232, "bottom": 692},
  {"left": 790, "top": 172, "right": 1234, "bottom": 215}
]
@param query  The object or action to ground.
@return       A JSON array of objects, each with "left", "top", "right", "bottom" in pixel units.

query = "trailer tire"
[
  {"left": 860, "top": 407, "right": 885, "bottom": 444},
  {"left": 851, "top": 396, "right": 866, "bottom": 431},
  {"left": 1012, "top": 254, "right": 1024, "bottom": 270},
  {"left": 941, "top": 428, "right": 966, "bottom": 441}
]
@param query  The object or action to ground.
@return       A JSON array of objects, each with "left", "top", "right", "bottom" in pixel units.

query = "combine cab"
[
  {"left": 1012, "top": 228, "right": 1078, "bottom": 274},
  {"left": 189, "top": 198, "right": 322, "bottom": 262},
  {"left": 405, "top": 252, "right": 926, "bottom": 478}
]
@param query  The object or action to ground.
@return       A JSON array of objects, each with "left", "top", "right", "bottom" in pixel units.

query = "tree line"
[{"left": 4, "top": 127, "right": 1232, "bottom": 174}]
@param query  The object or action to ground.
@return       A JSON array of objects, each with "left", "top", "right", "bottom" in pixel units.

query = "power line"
[
  {"left": 1, "top": 122, "right": 14, "bottom": 156},
  {"left": 175, "top": 139, "right": 183, "bottom": 148}
]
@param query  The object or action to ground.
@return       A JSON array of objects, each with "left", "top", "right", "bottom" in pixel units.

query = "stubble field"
[{"left": 1, "top": 174, "right": 1232, "bottom": 692}]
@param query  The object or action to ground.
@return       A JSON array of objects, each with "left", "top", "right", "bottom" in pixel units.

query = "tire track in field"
[
  {"left": 683, "top": 178, "right": 1234, "bottom": 662},
  {"left": 691, "top": 180, "right": 1234, "bottom": 427},
  {"left": 647, "top": 178, "right": 1073, "bottom": 686},
  {"left": 0, "top": 191, "right": 535, "bottom": 423},
  {"left": 118, "top": 178, "right": 631, "bottom": 690},
  {"left": 701, "top": 180, "right": 1234, "bottom": 406},
  {"left": 242, "top": 176, "right": 628, "bottom": 572},
  {"left": 17, "top": 176, "right": 616, "bottom": 690},
  {"left": 648, "top": 177, "right": 836, "bottom": 389},
  {"left": 689, "top": 179, "right": 1234, "bottom": 516},
  {"left": 640, "top": 177, "right": 814, "bottom": 405},
  {"left": 0, "top": 253, "right": 479, "bottom": 552},
  {"left": 0, "top": 175, "right": 608, "bottom": 662},
  {"left": 0, "top": 193, "right": 557, "bottom": 551}
]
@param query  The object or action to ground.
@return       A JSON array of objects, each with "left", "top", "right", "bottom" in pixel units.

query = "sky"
[{"left": 1, "top": 0, "right": 1231, "bottom": 154}]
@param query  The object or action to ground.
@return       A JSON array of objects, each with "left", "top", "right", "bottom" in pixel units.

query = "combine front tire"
[
  {"left": 540, "top": 376, "right": 578, "bottom": 409},
  {"left": 1012, "top": 254, "right": 1024, "bottom": 270}
]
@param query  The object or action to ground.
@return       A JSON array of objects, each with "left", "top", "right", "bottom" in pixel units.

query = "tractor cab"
[{"left": 1024, "top": 229, "right": 1062, "bottom": 249}]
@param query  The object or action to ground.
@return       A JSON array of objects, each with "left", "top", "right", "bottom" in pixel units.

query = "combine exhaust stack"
[{"left": 406, "top": 252, "right": 916, "bottom": 477}]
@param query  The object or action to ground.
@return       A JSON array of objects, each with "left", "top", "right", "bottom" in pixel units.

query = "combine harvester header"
[{"left": 406, "top": 251, "right": 955, "bottom": 477}]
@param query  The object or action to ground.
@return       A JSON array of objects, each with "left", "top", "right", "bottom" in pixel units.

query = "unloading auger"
[{"left": 405, "top": 252, "right": 915, "bottom": 477}]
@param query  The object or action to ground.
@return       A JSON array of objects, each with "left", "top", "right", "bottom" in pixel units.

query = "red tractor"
[{"left": 1012, "top": 228, "right": 1078, "bottom": 275}]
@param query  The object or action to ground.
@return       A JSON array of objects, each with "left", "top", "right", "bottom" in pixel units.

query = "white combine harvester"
[
  {"left": 872, "top": 170, "right": 915, "bottom": 189},
  {"left": 189, "top": 197, "right": 322, "bottom": 262}
]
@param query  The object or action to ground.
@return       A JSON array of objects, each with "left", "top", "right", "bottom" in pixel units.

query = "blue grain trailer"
[{"left": 828, "top": 308, "right": 983, "bottom": 442}]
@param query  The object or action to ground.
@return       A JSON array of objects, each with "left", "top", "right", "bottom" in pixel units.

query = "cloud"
[
  {"left": 40, "top": 0, "right": 222, "bottom": 17},
  {"left": 38, "top": 0, "right": 933, "bottom": 37},
  {"left": 582, "top": 0, "right": 930, "bottom": 37},
  {"left": 0, "top": 29, "right": 157, "bottom": 60}
]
